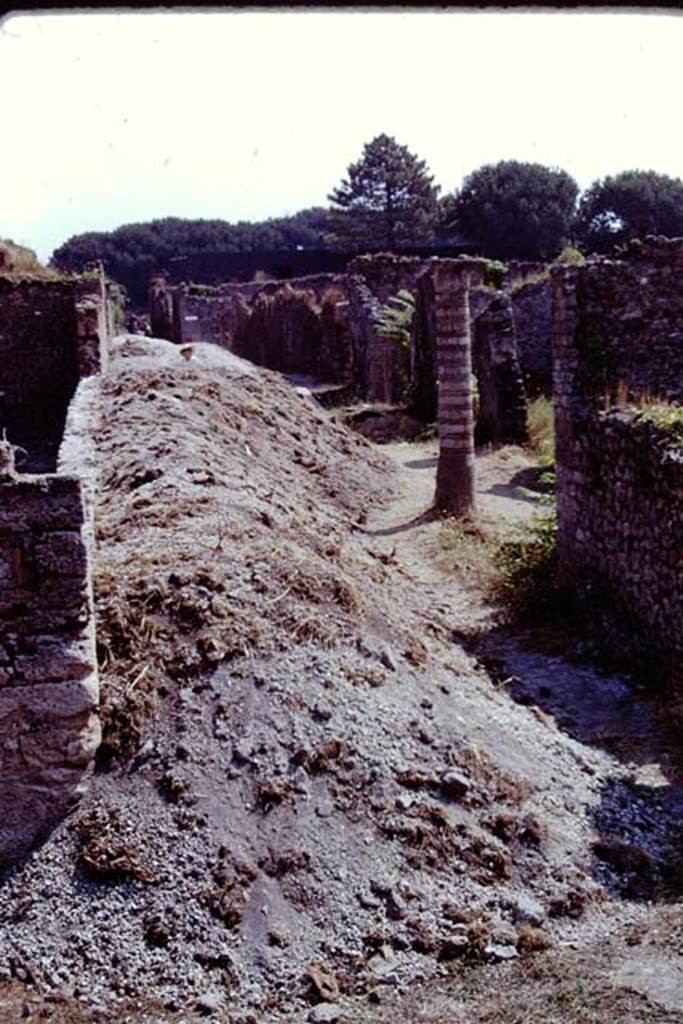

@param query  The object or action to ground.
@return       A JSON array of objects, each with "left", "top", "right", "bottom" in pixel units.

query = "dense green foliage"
[
  {"left": 574, "top": 169, "right": 683, "bottom": 253},
  {"left": 327, "top": 134, "right": 439, "bottom": 250},
  {"left": 448, "top": 160, "right": 579, "bottom": 260},
  {"left": 47, "top": 148, "right": 683, "bottom": 313},
  {"left": 50, "top": 208, "right": 337, "bottom": 304},
  {"left": 375, "top": 289, "right": 416, "bottom": 351},
  {"left": 638, "top": 401, "right": 683, "bottom": 443}
]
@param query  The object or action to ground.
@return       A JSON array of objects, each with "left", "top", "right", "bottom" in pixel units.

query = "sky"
[{"left": 1, "top": 8, "right": 682, "bottom": 262}]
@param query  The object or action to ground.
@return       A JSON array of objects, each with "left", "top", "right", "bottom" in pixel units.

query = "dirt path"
[
  {"left": 360, "top": 439, "right": 541, "bottom": 625},
  {"left": 350, "top": 438, "right": 683, "bottom": 1023},
  {"left": 364, "top": 438, "right": 682, "bottom": 778}
]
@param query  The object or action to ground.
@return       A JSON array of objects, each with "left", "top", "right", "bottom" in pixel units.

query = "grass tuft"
[{"left": 526, "top": 396, "right": 555, "bottom": 466}]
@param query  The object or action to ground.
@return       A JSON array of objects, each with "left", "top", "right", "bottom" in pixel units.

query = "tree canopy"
[
  {"left": 449, "top": 160, "right": 579, "bottom": 260},
  {"left": 327, "top": 134, "right": 440, "bottom": 251},
  {"left": 50, "top": 208, "right": 338, "bottom": 305},
  {"left": 574, "top": 169, "right": 683, "bottom": 253}
]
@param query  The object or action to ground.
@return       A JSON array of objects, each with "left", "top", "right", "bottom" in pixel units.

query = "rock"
[
  {"left": 369, "top": 783, "right": 390, "bottom": 811},
  {"left": 306, "top": 962, "right": 340, "bottom": 1003},
  {"left": 366, "top": 946, "right": 399, "bottom": 979},
  {"left": 370, "top": 881, "right": 406, "bottom": 920},
  {"left": 308, "top": 1005, "right": 342, "bottom": 1023},
  {"left": 484, "top": 943, "right": 519, "bottom": 962},
  {"left": 195, "top": 990, "right": 223, "bottom": 1015},
  {"left": 379, "top": 645, "right": 398, "bottom": 671},
  {"left": 438, "top": 934, "right": 469, "bottom": 961},
  {"left": 312, "top": 703, "right": 333, "bottom": 722},
  {"left": 440, "top": 768, "right": 471, "bottom": 799},
  {"left": 509, "top": 894, "right": 546, "bottom": 927}
]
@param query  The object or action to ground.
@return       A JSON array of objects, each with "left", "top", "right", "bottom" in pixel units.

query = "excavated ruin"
[{"left": 0, "top": 240, "right": 682, "bottom": 1024}]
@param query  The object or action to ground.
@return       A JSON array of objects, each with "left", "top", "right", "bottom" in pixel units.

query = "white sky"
[{"left": 1, "top": 8, "right": 681, "bottom": 261}]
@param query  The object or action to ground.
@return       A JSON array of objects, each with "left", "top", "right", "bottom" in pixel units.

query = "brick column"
[{"left": 434, "top": 262, "right": 476, "bottom": 515}]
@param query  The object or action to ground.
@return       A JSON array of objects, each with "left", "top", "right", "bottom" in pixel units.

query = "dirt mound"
[{"left": 0, "top": 346, "right": 679, "bottom": 1023}]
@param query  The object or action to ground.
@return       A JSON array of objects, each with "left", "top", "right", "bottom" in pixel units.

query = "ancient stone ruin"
[
  {"left": 0, "top": 270, "right": 110, "bottom": 863},
  {"left": 551, "top": 236, "right": 683, "bottom": 682},
  {"left": 150, "top": 254, "right": 546, "bottom": 444},
  {"left": 1, "top": 237, "right": 682, "bottom": 873}
]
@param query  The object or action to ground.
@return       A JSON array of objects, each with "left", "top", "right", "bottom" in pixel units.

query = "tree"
[
  {"left": 327, "top": 134, "right": 439, "bottom": 251},
  {"left": 50, "top": 209, "right": 339, "bottom": 307},
  {"left": 449, "top": 160, "right": 579, "bottom": 260},
  {"left": 575, "top": 169, "right": 683, "bottom": 254}
]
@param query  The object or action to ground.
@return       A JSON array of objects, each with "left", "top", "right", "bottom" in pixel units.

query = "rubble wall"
[
  {"left": 0, "top": 274, "right": 110, "bottom": 454},
  {"left": 0, "top": 438, "right": 100, "bottom": 864},
  {"left": 473, "top": 292, "right": 528, "bottom": 444},
  {"left": 0, "top": 273, "right": 107, "bottom": 864},
  {"left": 511, "top": 278, "right": 552, "bottom": 395},
  {"left": 552, "top": 236, "right": 683, "bottom": 679}
]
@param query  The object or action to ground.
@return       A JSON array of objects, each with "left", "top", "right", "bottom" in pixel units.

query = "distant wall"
[
  {"left": 552, "top": 237, "right": 683, "bottom": 680},
  {"left": 511, "top": 278, "right": 552, "bottom": 395},
  {"left": 473, "top": 292, "right": 527, "bottom": 445},
  {"left": 173, "top": 288, "right": 251, "bottom": 349},
  {"left": 347, "top": 254, "right": 430, "bottom": 305}
]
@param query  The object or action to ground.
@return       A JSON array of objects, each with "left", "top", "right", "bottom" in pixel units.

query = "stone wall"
[
  {"left": 346, "top": 275, "right": 407, "bottom": 404},
  {"left": 552, "top": 237, "right": 683, "bottom": 680},
  {"left": 346, "top": 254, "right": 430, "bottom": 305},
  {"left": 149, "top": 276, "right": 174, "bottom": 341},
  {"left": 173, "top": 288, "right": 251, "bottom": 350},
  {"left": 0, "top": 272, "right": 110, "bottom": 466},
  {"left": 510, "top": 278, "right": 552, "bottom": 395},
  {"left": 411, "top": 276, "right": 528, "bottom": 443},
  {"left": 0, "top": 272, "right": 108, "bottom": 864},
  {"left": 0, "top": 432, "right": 100, "bottom": 866},
  {"left": 554, "top": 237, "right": 683, "bottom": 406},
  {"left": 473, "top": 292, "right": 528, "bottom": 444}
]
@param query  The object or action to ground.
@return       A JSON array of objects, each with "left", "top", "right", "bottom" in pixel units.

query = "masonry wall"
[
  {"left": 552, "top": 236, "right": 683, "bottom": 681},
  {"left": 0, "top": 274, "right": 110, "bottom": 466},
  {"left": 511, "top": 278, "right": 552, "bottom": 395},
  {"left": 0, "top": 274, "right": 107, "bottom": 864},
  {"left": 347, "top": 254, "right": 430, "bottom": 305},
  {"left": 412, "top": 277, "right": 528, "bottom": 443},
  {"left": 0, "top": 280, "right": 79, "bottom": 446},
  {"left": 0, "top": 451, "right": 100, "bottom": 865},
  {"left": 473, "top": 292, "right": 528, "bottom": 444},
  {"left": 173, "top": 288, "right": 251, "bottom": 349}
]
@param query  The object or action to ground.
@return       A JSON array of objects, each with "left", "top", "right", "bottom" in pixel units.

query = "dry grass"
[
  {"left": 600, "top": 384, "right": 683, "bottom": 445},
  {"left": 312, "top": 929, "right": 683, "bottom": 1024},
  {"left": 0, "top": 240, "right": 60, "bottom": 280}
]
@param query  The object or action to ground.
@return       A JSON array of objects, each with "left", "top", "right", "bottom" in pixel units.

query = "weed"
[
  {"left": 601, "top": 385, "right": 683, "bottom": 444},
  {"left": 526, "top": 396, "right": 555, "bottom": 466},
  {"left": 637, "top": 401, "right": 683, "bottom": 443},
  {"left": 492, "top": 510, "right": 560, "bottom": 621},
  {"left": 74, "top": 807, "right": 160, "bottom": 884},
  {"left": 376, "top": 289, "right": 415, "bottom": 351},
  {"left": 480, "top": 258, "right": 508, "bottom": 290},
  {"left": 555, "top": 245, "right": 585, "bottom": 266},
  {"left": 509, "top": 268, "right": 551, "bottom": 293}
]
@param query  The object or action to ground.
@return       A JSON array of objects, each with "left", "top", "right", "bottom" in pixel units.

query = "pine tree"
[{"left": 327, "top": 134, "right": 439, "bottom": 251}]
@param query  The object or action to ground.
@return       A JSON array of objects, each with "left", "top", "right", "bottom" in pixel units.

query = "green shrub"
[
  {"left": 376, "top": 289, "right": 415, "bottom": 351},
  {"left": 481, "top": 258, "right": 508, "bottom": 290},
  {"left": 526, "top": 396, "right": 555, "bottom": 466},
  {"left": 637, "top": 401, "right": 683, "bottom": 444},
  {"left": 493, "top": 509, "right": 559, "bottom": 619},
  {"left": 555, "top": 245, "right": 585, "bottom": 266}
]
